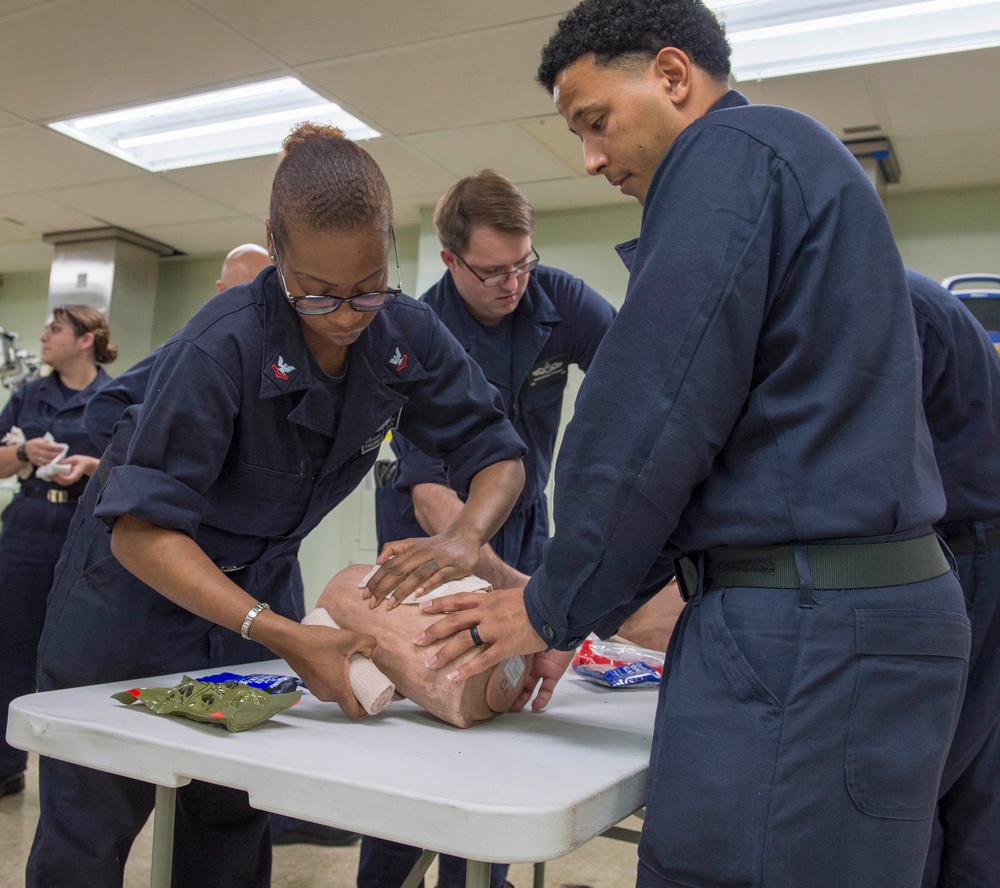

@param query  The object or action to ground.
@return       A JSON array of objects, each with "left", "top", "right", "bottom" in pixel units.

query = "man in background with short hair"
[{"left": 368, "top": 170, "right": 616, "bottom": 888}]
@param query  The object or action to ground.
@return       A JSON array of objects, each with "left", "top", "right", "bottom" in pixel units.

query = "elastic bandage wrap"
[{"left": 301, "top": 608, "right": 396, "bottom": 715}]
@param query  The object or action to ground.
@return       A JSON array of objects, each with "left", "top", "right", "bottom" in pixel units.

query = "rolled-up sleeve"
[{"left": 390, "top": 433, "right": 450, "bottom": 490}]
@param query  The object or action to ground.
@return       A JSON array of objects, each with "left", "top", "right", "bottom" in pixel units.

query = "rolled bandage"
[{"left": 301, "top": 608, "right": 396, "bottom": 715}]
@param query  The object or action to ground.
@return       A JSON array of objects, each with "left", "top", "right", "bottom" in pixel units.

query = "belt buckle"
[
  {"left": 220, "top": 564, "right": 246, "bottom": 574},
  {"left": 46, "top": 489, "right": 69, "bottom": 504}
]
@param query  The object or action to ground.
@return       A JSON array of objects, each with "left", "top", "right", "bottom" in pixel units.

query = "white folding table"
[{"left": 7, "top": 660, "right": 656, "bottom": 888}]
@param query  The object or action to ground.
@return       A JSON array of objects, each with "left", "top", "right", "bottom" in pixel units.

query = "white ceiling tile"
[
  {"left": 519, "top": 116, "right": 588, "bottom": 177},
  {"left": 41, "top": 176, "right": 241, "bottom": 230},
  {"left": 864, "top": 47, "right": 1000, "bottom": 138},
  {"left": 304, "top": 17, "right": 560, "bottom": 136},
  {"left": 405, "top": 121, "right": 575, "bottom": 182},
  {"left": 892, "top": 132, "right": 1000, "bottom": 191},
  {"left": 735, "top": 68, "right": 880, "bottom": 139},
  {"left": 0, "top": 192, "right": 101, "bottom": 232},
  {"left": 363, "top": 139, "right": 456, "bottom": 200},
  {"left": 163, "top": 155, "right": 278, "bottom": 220},
  {"left": 0, "top": 109, "right": 22, "bottom": 128},
  {"left": 0, "top": 0, "right": 281, "bottom": 121},
  {"left": 0, "top": 0, "right": 53, "bottom": 15},
  {"left": 137, "top": 215, "right": 269, "bottom": 258},
  {"left": 0, "top": 124, "right": 142, "bottom": 194},
  {"left": 194, "top": 0, "right": 574, "bottom": 66}
]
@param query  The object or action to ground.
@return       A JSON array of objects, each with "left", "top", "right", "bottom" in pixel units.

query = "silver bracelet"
[{"left": 240, "top": 602, "right": 270, "bottom": 640}]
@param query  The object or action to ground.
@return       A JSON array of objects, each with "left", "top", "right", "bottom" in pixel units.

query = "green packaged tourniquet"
[{"left": 112, "top": 675, "right": 302, "bottom": 733}]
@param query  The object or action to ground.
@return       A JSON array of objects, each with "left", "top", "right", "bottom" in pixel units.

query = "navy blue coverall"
[
  {"left": 367, "top": 267, "right": 615, "bottom": 888},
  {"left": 907, "top": 269, "right": 1000, "bottom": 888},
  {"left": 84, "top": 349, "right": 155, "bottom": 452},
  {"left": 25, "top": 270, "right": 525, "bottom": 888},
  {"left": 377, "top": 266, "right": 616, "bottom": 573},
  {"left": 522, "top": 92, "right": 970, "bottom": 888},
  {"left": 0, "top": 368, "right": 110, "bottom": 782}
]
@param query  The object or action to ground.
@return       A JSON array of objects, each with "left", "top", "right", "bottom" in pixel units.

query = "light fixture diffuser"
[
  {"left": 49, "top": 77, "right": 380, "bottom": 171},
  {"left": 709, "top": 0, "right": 1000, "bottom": 81}
]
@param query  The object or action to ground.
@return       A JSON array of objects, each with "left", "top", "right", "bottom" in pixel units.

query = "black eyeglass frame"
[
  {"left": 271, "top": 229, "right": 403, "bottom": 316},
  {"left": 454, "top": 246, "right": 540, "bottom": 288}
]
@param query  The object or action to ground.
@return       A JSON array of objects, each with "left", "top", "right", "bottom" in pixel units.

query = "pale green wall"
[{"left": 887, "top": 185, "right": 1000, "bottom": 283}]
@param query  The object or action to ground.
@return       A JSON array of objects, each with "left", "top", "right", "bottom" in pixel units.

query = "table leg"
[
  {"left": 402, "top": 849, "right": 437, "bottom": 888},
  {"left": 533, "top": 861, "right": 546, "bottom": 888},
  {"left": 465, "top": 859, "right": 490, "bottom": 888},
  {"left": 150, "top": 785, "right": 176, "bottom": 888}
]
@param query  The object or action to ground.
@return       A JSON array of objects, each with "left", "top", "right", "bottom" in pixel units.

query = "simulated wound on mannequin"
[{"left": 304, "top": 563, "right": 532, "bottom": 728}]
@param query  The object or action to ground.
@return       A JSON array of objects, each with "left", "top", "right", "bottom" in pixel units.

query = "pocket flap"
[{"left": 855, "top": 608, "right": 970, "bottom": 659}]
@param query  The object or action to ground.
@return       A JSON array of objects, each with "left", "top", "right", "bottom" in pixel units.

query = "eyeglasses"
[
  {"left": 455, "top": 247, "right": 539, "bottom": 288},
  {"left": 271, "top": 229, "right": 403, "bottom": 315}
]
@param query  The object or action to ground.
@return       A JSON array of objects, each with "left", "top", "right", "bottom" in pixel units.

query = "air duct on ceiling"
[{"left": 845, "top": 137, "right": 902, "bottom": 200}]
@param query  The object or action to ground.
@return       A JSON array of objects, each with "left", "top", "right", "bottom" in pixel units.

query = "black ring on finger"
[{"left": 469, "top": 625, "right": 483, "bottom": 646}]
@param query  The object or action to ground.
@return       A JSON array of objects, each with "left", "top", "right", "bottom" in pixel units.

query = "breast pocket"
[
  {"left": 209, "top": 457, "right": 311, "bottom": 536},
  {"left": 845, "top": 608, "right": 970, "bottom": 820}
]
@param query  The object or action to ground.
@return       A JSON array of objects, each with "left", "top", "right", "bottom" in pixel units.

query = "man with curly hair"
[{"left": 418, "top": 2, "right": 971, "bottom": 887}]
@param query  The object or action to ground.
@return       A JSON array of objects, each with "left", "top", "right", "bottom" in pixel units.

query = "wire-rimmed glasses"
[
  {"left": 272, "top": 229, "right": 402, "bottom": 315},
  {"left": 455, "top": 246, "right": 539, "bottom": 288}
]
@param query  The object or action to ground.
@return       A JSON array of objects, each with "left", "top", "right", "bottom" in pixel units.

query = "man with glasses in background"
[{"left": 365, "top": 170, "right": 616, "bottom": 888}]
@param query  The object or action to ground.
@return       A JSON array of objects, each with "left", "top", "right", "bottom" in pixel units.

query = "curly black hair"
[{"left": 537, "top": 0, "right": 731, "bottom": 93}]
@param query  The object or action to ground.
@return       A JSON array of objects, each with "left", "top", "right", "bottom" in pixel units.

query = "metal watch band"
[{"left": 240, "top": 602, "right": 270, "bottom": 640}]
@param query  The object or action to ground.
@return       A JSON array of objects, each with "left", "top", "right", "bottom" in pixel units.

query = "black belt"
[
  {"left": 675, "top": 533, "right": 949, "bottom": 599},
  {"left": 943, "top": 527, "right": 1000, "bottom": 557},
  {"left": 20, "top": 485, "right": 80, "bottom": 505}
]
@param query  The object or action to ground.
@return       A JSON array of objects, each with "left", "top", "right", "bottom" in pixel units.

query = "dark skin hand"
[
  {"left": 362, "top": 458, "right": 524, "bottom": 609},
  {"left": 364, "top": 526, "right": 481, "bottom": 610},
  {"left": 277, "top": 622, "right": 376, "bottom": 720}
]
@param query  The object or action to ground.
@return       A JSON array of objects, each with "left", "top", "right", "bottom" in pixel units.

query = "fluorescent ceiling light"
[
  {"left": 49, "top": 77, "right": 380, "bottom": 172},
  {"left": 708, "top": 0, "right": 1000, "bottom": 80}
]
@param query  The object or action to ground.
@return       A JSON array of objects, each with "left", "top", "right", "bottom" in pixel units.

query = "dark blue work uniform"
[
  {"left": 522, "top": 92, "right": 970, "bottom": 888},
  {"left": 366, "top": 270, "right": 614, "bottom": 888},
  {"left": 908, "top": 269, "right": 1000, "bottom": 888},
  {"left": 376, "top": 266, "right": 615, "bottom": 573},
  {"left": 84, "top": 349, "right": 156, "bottom": 452},
  {"left": 84, "top": 334, "right": 310, "bottom": 624},
  {"left": 25, "top": 269, "right": 525, "bottom": 888},
  {"left": 0, "top": 368, "right": 109, "bottom": 782}
]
